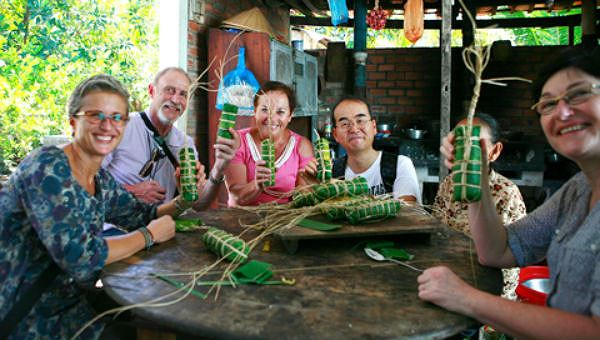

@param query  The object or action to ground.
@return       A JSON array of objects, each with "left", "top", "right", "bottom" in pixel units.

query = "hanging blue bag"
[
  {"left": 328, "top": 0, "right": 349, "bottom": 26},
  {"left": 216, "top": 47, "right": 260, "bottom": 111}
]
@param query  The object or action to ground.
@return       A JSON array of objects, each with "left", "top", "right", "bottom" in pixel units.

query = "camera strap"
[{"left": 140, "top": 112, "right": 179, "bottom": 168}]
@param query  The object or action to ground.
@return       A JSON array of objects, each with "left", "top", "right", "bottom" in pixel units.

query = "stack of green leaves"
[
  {"left": 452, "top": 125, "right": 482, "bottom": 202},
  {"left": 315, "top": 138, "right": 332, "bottom": 182},
  {"left": 179, "top": 147, "right": 198, "bottom": 202},
  {"left": 261, "top": 138, "right": 276, "bottom": 187},
  {"left": 344, "top": 198, "right": 402, "bottom": 224},
  {"left": 217, "top": 103, "right": 238, "bottom": 139}
]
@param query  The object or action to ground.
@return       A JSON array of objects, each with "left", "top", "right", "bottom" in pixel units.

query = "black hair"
[
  {"left": 330, "top": 95, "right": 372, "bottom": 127},
  {"left": 456, "top": 112, "right": 500, "bottom": 144},
  {"left": 532, "top": 46, "right": 600, "bottom": 101}
]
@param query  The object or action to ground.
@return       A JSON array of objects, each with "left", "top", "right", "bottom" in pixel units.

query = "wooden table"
[{"left": 103, "top": 208, "right": 501, "bottom": 339}]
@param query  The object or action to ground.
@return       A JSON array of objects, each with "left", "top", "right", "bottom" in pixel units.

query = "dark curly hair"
[{"left": 532, "top": 46, "right": 600, "bottom": 101}]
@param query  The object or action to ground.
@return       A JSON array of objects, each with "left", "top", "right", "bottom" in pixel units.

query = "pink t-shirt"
[{"left": 228, "top": 128, "right": 313, "bottom": 206}]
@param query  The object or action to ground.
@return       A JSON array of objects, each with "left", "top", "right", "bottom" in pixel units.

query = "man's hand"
[
  {"left": 125, "top": 180, "right": 166, "bottom": 204},
  {"left": 213, "top": 128, "right": 241, "bottom": 175},
  {"left": 174, "top": 162, "right": 206, "bottom": 200}
]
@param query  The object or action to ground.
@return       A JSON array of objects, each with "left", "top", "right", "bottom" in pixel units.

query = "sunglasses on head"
[{"left": 139, "top": 148, "right": 166, "bottom": 178}]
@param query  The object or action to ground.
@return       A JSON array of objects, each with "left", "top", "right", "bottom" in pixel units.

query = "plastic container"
[{"left": 515, "top": 266, "right": 550, "bottom": 305}]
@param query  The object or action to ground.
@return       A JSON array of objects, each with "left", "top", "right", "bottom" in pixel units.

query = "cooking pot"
[
  {"left": 377, "top": 124, "right": 392, "bottom": 133},
  {"left": 405, "top": 128, "right": 427, "bottom": 140}
]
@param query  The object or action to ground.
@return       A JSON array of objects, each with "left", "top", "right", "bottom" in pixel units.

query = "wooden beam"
[
  {"left": 439, "top": 0, "right": 452, "bottom": 181},
  {"left": 282, "top": 0, "right": 314, "bottom": 17},
  {"left": 290, "top": 13, "right": 585, "bottom": 28}
]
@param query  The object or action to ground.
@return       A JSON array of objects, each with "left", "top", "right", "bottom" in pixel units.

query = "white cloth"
[
  {"left": 102, "top": 111, "right": 197, "bottom": 203},
  {"left": 344, "top": 151, "right": 422, "bottom": 203}
]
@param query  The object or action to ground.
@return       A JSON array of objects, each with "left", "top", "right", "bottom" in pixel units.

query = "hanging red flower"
[{"left": 367, "top": 0, "right": 387, "bottom": 30}]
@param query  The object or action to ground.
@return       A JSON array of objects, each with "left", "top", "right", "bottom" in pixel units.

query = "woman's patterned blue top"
[{"left": 0, "top": 146, "right": 156, "bottom": 339}]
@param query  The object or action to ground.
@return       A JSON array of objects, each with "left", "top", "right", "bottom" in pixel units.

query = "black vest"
[{"left": 332, "top": 151, "right": 398, "bottom": 193}]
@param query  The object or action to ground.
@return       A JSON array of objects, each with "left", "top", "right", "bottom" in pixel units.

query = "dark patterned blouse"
[{"left": 0, "top": 146, "right": 156, "bottom": 339}]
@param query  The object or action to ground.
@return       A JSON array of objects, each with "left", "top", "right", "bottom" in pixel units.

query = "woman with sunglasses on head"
[
  {"left": 224, "top": 81, "right": 316, "bottom": 206},
  {"left": 0, "top": 75, "right": 196, "bottom": 338},
  {"left": 417, "top": 46, "right": 600, "bottom": 338}
]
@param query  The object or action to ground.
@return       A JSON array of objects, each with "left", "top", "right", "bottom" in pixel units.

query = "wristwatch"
[{"left": 209, "top": 173, "right": 225, "bottom": 185}]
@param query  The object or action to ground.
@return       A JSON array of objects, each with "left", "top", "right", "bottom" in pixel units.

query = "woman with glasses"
[
  {"left": 0, "top": 75, "right": 192, "bottom": 338},
  {"left": 224, "top": 81, "right": 316, "bottom": 206},
  {"left": 418, "top": 46, "right": 600, "bottom": 338}
]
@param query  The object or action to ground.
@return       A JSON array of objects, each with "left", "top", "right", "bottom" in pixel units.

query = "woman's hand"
[
  {"left": 300, "top": 158, "right": 318, "bottom": 177},
  {"left": 253, "top": 160, "right": 272, "bottom": 189},
  {"left": 440, "top": 131, "right": 456, "bottom": 169},
  {"left": 146, "top": 215, "right": 176, "bottom": 243},
  {"left": 417, "top": 266, "right": 478, "bottom": 316}
]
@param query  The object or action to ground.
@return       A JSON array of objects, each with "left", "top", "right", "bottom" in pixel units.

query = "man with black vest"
[
  {"left": 331, "top": 96, "right": 421, "bottom": 203},
  {"left": 103, "top": 67, "right": 239, "bottom": 209}
]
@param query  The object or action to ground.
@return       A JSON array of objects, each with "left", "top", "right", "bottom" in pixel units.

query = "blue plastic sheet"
[
  {"left": 216, "top": 47, "right": 260, "bottom": 110},
  {"left": 328, "top": 0, "right": 349, "bottom": 26}
]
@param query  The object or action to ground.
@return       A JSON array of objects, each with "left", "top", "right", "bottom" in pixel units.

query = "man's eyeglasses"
[
  {"left": 74, "top": 111, "right": 129, "bottom": 126},
  {"left": 335, "top": 117, "right": 372, "bottom": 131},
  {"left": 531, "top": 83, "right": 600, "bottom": 116},
  {"left": 139, "top": 148, "right": 165, "bottom": 178}
]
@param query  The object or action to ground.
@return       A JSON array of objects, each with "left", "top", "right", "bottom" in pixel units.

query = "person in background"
[
  {"left": 103, "top": 67, "right": 239, "bottom": 210},
  {"left": 224, "top": 81, "right": 316, "bottom": 206},
  {"left": 331, "top": 96, "right": 421, "bottom": 203},
  {"left": 0, "top": 75, "right": 186, "bottom": 338},
  {"left": 432, "top": 113, "right": 526, "bottom": 237},
  {"left": 418, "top": 46, "right": 600, "bottom": 338}
]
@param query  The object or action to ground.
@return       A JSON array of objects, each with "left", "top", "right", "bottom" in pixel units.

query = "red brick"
[
  {"left": 368, "top": 72, "right": 386, "bottom": 80},
  {"left": 388, "top": 89, "right": 404, "bottom": 96},
  {"left": 366, "top": 64, "right": 377, "bottom": 72},
  {"left": 396, "top": 80, "right": 413, "bottom": 87},
  {"left": 369, "top": 89, "right": 386, "bottom": 96},
  {"left": 378, "top": 81, "right": 395, "bottom": 88},
  {"left": 387, "top": 72, "right": 405, "bottom": 80},
  {"left": 379, "top": 64, "right": 395, "bottom": 71},
  {"left": 407, "top": 72, "right": 424, "bottom": 80},
  {"left": 368, "top": 55, "right": 385, "bottom": 64},
  {"left": 379, "top": 97, "right": 396, "bottom": 104},
  {"left": 407, "top": 90, "right": 423, "bottom": 97}
]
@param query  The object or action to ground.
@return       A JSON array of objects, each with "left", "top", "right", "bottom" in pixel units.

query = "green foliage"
[{"left": 0, "top": 0, "right": 158, "bottom": 174}]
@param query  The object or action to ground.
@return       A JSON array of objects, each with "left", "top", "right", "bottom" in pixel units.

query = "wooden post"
[
  {"left": 439, "top": 0, "right": 452, "bottom": 181},
  {"left": 581, "top": 0, "right": 598, "bottom": 47},
  {"left": 353, "top": 0, "right": 367, "bottom": 97}
]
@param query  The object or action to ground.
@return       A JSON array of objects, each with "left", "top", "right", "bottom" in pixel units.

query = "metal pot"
[
  {"left": 377, "top": 124, "right": 392, "bottom": 133},
  {"left": 405, "top": 128, "right": 427, "bottom": 140}
]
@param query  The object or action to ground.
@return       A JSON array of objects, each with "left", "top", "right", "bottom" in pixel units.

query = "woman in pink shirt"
[{"left": 225, "top": 81, "right": 316, "bottom": 206}]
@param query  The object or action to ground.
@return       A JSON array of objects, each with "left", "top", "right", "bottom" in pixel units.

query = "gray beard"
[{"left": 157, "top": 107, "right": 176, "bottom": 125}]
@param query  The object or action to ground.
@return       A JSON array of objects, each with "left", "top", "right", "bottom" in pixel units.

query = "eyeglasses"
[
  {"left": 335, "top": 117, "right": 372, "bottom": 131},
  {"left": 531, "top": 83, "right": 600, "bottom": 116},
  {"left": 74, "top": 111, "right": 129, "bottom": 126},
  {"left": 139, "top": 148, "right": 165, "bottom": 178}
]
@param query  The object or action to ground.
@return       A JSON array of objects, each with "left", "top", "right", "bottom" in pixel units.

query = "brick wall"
[
  {"left": 319, "top": 45, "right": 565, "bottom": 140},
  {"left": 186, "top": 1, "right": 290, "bottom": 166}
]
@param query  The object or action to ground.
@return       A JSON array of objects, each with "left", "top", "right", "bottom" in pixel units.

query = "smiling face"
[
  {"left": 149, "top": 69, "right": 190, "bottom": 124},
  {"left": 70, "top": 91, "right": 128, "bottom": 157},
  {"left": 538, "top": 67, "right": 600, "bottom": 163},
  {"left": 332, "top": 99, "right": 376, "bottom": 153},
  {"left": 254, "top": 90, "right": 293, "bottom": 139}
]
